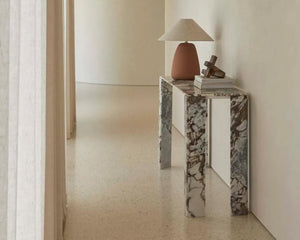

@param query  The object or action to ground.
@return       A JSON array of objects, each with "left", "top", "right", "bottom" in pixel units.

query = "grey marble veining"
[
  {"left": 230, "top": 95, "right": 249, "bottom": 215},
  {"left": 184, "top": 95, "right": 208, "bottom": 217},
  {"left": 158, "top": 76, "right": 249, "bottom": 217},
  {"left": 159, "top": 79, "right": 173, "bottom": 169}
]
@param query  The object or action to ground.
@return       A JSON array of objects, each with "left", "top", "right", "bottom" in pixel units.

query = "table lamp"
[{"left": 159, "top": 19, "right": 213, "bottom": 80}]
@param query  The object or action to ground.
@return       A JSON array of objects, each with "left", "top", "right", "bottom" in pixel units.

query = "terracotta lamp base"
[{"left": 171, "top": 42, "right": 200, "bottom": 80}]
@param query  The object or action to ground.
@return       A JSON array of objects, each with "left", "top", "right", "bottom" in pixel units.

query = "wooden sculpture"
[{"left": 201, "top": 55, "right": 225, "bottom": 78}]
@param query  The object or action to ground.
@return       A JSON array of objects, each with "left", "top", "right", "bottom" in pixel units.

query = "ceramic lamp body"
[{"left": 171, "top": 42, "right": 200, "bottom": 80}]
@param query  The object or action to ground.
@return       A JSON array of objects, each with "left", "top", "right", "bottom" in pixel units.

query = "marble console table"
[{"left": 158, "top": 76, "right": 249, "bottom": 217}]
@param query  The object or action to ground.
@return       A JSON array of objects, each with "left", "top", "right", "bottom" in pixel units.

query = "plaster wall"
[
  {"left": 74, "top": 0, "right": 165, "bottom": 85},
  {"left": 165, "top": 0, "right": 300, "bottom": 239}
]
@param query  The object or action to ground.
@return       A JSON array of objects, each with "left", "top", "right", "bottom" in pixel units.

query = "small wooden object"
[{"left": 201, "top": 55, "right": 225, "bottom": 78}]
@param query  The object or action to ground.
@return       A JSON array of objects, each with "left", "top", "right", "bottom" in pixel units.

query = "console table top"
[{"left": 161, "top": 76, "right": 248, "bottom": 98}]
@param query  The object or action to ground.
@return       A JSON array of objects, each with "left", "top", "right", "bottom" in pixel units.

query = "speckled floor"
[{"left": 65, "top": 83, "right": 274, "bottom": 240}]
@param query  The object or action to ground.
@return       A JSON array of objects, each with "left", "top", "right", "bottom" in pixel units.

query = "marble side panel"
[
  {"left": 230, "top": 95, "right": 249, "bottom": 215},
  {"left": 159, "top": 79, "right": 173, "bottom": 169},
  {"left": 184, "top": 95, "right": 208, "bottom": 217}
]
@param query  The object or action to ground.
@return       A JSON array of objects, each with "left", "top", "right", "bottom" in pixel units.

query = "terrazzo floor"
[{"left": 65, "top": 83, "right": 274, "bottom": 240}]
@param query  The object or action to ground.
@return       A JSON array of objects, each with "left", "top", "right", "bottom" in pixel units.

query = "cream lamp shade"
[
  {"left": 158, "top": 19, "right": 213, "bottom": 80},
  {"left": 158, "top": 19, "right": 213, "bottom": 42}
]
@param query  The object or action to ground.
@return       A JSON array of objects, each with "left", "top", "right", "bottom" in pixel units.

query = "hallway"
[{"left": 64, "top": 83, "right": 274, "bottom": 240}]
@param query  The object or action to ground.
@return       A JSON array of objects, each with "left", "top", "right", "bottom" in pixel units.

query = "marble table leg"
[
  {"left": 230, "top": 95, "right": 249, "bottom": 215},
  {"left": 184, "top": 95, "right": 208, "bottom": 217},
  {"left": 158, "top": 78, "right": 173, "bottom": 169}
]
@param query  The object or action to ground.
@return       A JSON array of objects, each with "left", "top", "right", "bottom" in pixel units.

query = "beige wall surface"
[
  {"left": 74, "top": 0, "right": 165, "bottom": 85},
  {"left": 45, "top": 0, "right": 67, "bottom": 240},
  {"left": 65, "top": 0, "right": 76, "bottom": 139},
  {"left": 165, "top": 0, "right": 300, "bottom": 239}
]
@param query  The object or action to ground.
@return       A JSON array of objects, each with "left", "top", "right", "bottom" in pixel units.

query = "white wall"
[
  {"left": 165, "top": 0, "right": 300, "bottom": 239},
  {"left": 211, "top": 99, "right": 230, "bottom": 186},
  {"left": 74, "top": 0, "right": 165, "bottom": 85}
]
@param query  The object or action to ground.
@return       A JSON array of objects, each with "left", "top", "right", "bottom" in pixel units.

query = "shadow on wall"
[{"left": 210, "top": 1, "right": 300, "bottom": 239}]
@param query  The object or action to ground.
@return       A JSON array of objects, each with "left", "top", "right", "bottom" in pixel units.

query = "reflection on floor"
[{"left": 65, "top": 83, "right": 274, "bottom": 240}]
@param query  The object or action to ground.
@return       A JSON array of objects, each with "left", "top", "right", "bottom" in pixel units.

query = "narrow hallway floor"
[{"left": 65, "top": 83, "right": 274, "bottom": 240}]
